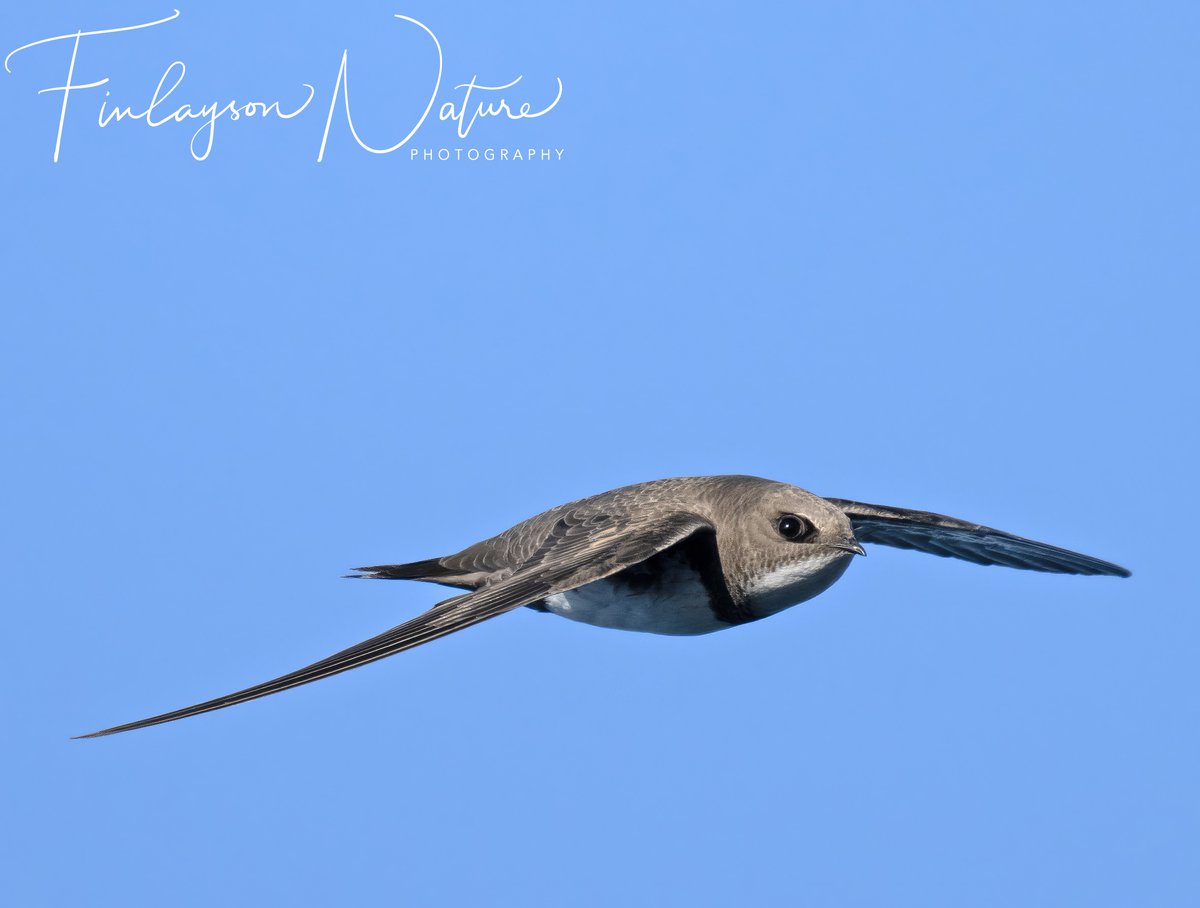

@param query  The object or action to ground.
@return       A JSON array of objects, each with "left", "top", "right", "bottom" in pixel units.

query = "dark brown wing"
[
  {"left": 826, "top": 498, "right": 1130, "bottom": 577},
  {"left": 76, "top": 511, "right": 714, "bottom": 738}
]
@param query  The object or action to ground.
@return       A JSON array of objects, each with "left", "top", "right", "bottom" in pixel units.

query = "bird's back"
[
  {"left": 410, "top": 475, "right": 787, "bottom": 590},
  {"left": 437, "top": 477, "right": 720, "bottom": 584}
]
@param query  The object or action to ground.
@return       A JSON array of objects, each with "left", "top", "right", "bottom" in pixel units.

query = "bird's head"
[{"left": 711, "top": 477, "right": 865, "bottom": 617}]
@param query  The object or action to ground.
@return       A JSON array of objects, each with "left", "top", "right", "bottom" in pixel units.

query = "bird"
[{"left": 77, "top": 475, "right": 1130, "bottom": 738}]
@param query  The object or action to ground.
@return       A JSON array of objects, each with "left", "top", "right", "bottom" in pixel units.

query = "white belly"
[{"left": 542, "top": 552, "right": 727, "bottom": 636}]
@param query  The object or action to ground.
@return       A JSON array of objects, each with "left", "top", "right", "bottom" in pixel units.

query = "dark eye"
[{"left": 777, "top": 514, "right": 812, "bottom": 541}]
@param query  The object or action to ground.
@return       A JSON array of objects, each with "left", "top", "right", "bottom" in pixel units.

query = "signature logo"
[{"left": 4, "top": 10, "right": 564, "bottom": 162}]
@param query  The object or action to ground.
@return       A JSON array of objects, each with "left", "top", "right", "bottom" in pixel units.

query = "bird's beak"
[{"left": 827, "top": 540, "right": 867, "bottom": 557}]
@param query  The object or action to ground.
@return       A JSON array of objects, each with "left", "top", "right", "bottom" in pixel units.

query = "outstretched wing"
[
  {"left": 826, "top": 498, "right": 1130, "bottom": 577},
  {"left": 77, "top": 510, "right": 714, "bottom": 738}
]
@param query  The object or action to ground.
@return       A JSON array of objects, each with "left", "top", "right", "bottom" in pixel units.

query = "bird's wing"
[
  {"left": 77, "top": 510, "right": 715, "bottom": 738},
  {"left": 825, "top": 498, "right": 1130, "bottom": 577}
]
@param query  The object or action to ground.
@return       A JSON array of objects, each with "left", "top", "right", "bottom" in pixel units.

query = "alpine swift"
[{"left": 78, "top": 475, "right": 1130, "bottom": 737}]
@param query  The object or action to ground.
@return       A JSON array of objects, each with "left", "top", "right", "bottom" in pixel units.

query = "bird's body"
[
  {"left": 397, "top": 476, "right": 859, "bottom": 635},
  {"left": 79, "top": 475, "right": 1130, "bottom": 738}
]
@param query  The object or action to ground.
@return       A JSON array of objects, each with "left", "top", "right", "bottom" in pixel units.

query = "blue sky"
[{"left": 2, "top": 2, "right": 1196, "bottom": 905}]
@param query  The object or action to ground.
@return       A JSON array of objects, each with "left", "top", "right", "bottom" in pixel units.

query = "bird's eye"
[{"left": 777, "top": 514, "right": 812, "bottom": 541}]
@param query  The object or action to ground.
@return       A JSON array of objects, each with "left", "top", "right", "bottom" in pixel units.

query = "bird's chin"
[{"left": 743, "top": 550, "right": 855, "bottom": 619}]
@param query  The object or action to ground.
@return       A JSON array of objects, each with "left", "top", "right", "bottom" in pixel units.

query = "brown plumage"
[{"left": 77, "top": 475, "right": 1128, "bottom": 738}]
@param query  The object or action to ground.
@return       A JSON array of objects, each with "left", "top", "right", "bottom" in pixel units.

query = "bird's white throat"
[{"left": 742, "top": 551, "right": 855, "bottom": 618}]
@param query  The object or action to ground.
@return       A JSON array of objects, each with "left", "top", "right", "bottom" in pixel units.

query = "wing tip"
[
  {"left": 1059, "top": 552, "right": 1130, "bottom": 578},
  {"left": 72, "top": 727, "right": 118, "bottom": 740},
  {"left": 72, "top": 715, "right": 171, "bottom": 738}
]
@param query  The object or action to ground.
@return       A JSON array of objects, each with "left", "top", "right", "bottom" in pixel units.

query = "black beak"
[{"left": 828, "top": 540, "right": 867, "bottom": 557}]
